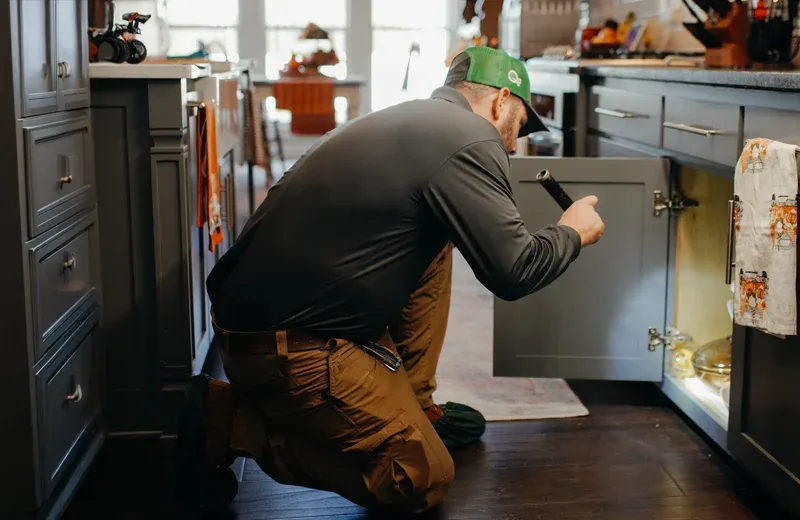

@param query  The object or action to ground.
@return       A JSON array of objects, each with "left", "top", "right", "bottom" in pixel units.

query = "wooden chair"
[
  {"left": 272, "top": 77, "right": 336, "bottom": 136},
  {"left": 261, "top": 116, "right": 285, "bottom": 172}
]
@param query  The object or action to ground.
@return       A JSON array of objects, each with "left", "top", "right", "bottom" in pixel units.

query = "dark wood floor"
[{"left": 63, "top": 378, "right": 792, "bottom": 520}]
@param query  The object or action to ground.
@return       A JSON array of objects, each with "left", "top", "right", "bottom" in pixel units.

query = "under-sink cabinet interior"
[{"left": 664, "top": 167, "right": 735, "bottom": 432}]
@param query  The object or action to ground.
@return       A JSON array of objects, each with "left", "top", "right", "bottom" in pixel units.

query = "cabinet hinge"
[
  {"left": 647, "top": 327, "right": 665, "bottom": 352},
  {"left": 653, "top": 190, "right": 690, "bottom": 216}
]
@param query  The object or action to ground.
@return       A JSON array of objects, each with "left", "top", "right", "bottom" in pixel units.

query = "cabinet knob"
[
  {"left": 63, "top": 253, "right": 76, "bottom": 271},
  {"left": 66, "top": 384, "right": 83, "bottom": 403}
]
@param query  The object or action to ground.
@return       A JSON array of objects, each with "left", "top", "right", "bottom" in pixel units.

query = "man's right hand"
[{"left": 558, "top": 195, "right": 605, "bottom": 247}]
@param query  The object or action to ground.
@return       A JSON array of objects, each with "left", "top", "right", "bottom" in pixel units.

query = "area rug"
[{"left": 432, "top": 251, "right": 589, "bottom": 421}]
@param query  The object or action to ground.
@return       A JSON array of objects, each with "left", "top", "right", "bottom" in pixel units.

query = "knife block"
[{"left": 704, "top": 2, "right": 751, "bottom": 68}]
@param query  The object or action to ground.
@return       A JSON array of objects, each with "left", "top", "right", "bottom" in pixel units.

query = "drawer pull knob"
[
  {"left": 66, "top": 384, "right": 83, "bottom": 403},
  {"left": 663, "top": 121, "right": 721, "bottom": 136},
  {"left": 594, "top": 107, "right": 643, "bottom": 119},
  {"left": 63, "top": 254, "right": 76, "bottom": 271}
]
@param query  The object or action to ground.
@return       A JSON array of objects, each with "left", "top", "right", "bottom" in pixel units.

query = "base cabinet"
[
  {"left": 90, "top": 75, "right": 241, "bottom": 438},
  {"left": 495, "top": 93, "right": 799, "bottom": 514},
  {"left": 494, "top": 154, "right": 734, "bottom": 437},
  {"left": 2, "top": 1, "right": 106, "bottom": 517},
  {"left": 730, "top": 323, "right": 800, "bottom": 518}
]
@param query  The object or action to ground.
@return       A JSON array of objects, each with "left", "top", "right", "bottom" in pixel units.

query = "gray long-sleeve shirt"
[{"left": 206, "top": 86, "right": 581, "bottom": 342}]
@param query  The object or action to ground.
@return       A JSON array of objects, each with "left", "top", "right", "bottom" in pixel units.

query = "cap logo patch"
[{"left": 508, "top": 69, "right": 522, "bottom": 87}]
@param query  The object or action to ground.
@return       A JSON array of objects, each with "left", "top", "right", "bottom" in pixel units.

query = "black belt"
[
  {"left": 216, "top": 328, "right": 329, "bottom": 355},
  {"left": 211, "top": 309, "right": 328, "bottom": 355},
  {"left": 211, "top": 311, "right": 403, "bottom": 371}
]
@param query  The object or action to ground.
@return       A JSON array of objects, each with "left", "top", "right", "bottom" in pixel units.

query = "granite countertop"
[
  {"left": 583, "top": 66, "right": 800, "bottom": 90},
  {"left": 524, "top": 58, "right": 800, "bottom": 90}
]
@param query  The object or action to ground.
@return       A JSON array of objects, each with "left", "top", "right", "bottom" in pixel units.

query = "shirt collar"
[{"left": 430, "top": 86, "right": 473, "bottom": 112}]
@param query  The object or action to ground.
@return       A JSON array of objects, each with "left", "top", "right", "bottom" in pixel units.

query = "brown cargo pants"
[{"left": 215, "top": 242, "right": 455, "bottom": 513}]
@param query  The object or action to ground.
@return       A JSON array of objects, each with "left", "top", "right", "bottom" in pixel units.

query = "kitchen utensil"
[
  {"left": 683, "top": 22, "right": 722, "bottom": 48},
  {"left": 664, "top": 328, "right": 699, "bottom": 379},
  {"left": 712, "top": 0, "right": 732, "bottom": 18},
  {"left": 692, "top": 336, "right": 732, "bottom": 389},
  {"left": 685, "top": 0, "right": 706, "bottom": 22}
]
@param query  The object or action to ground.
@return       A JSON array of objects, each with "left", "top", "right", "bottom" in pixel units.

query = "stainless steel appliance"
[
  {"left": 499, "top": 0, "right": 581, "bottom": 60},
  {"left": 522, "top": 65, "right": 580, "bottom": 157}
]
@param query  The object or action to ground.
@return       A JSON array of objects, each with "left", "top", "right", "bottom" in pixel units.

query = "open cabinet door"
[{"left": 494, "top": 157, "right": 671, "bottom": 381}]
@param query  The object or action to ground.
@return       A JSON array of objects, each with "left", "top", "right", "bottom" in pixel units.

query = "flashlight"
[{"left": 536, "top": 170, "right": 573, "bottom": 211}]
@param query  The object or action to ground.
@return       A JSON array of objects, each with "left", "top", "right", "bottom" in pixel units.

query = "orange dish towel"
[{"left": 196, "top": 101, "right": 225, "bottom": 252}]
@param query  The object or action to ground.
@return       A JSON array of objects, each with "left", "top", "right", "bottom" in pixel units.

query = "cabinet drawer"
[
  {"left": 589, "top": 86, "right": 663, "bottom": 147},
  {"left": 29, "top": 210, "right": 98, "bottom": 360},
  {"left": 663, "top": 97, "right": 741, "bottom": 167},
  {"left": 588, "top": 136, "right": 655, "bottom": 158},
  {"left": 743, "top": 105, "right": 800, "bottom": 145},
  {"left": 35, "top": 308, "right": 100, "bottom": 499},
  {"left": 23, "top": 111, "right": 93, "bottom": 237}
]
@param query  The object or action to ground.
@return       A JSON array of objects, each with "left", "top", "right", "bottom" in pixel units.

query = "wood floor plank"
[{"left": 63, "top": 382, "right": 794, "bottom": 520}]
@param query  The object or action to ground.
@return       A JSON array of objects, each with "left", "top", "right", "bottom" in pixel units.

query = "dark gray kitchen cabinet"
[
  {"left": 511, "top": 69, "right": 800, "bottom": 515},
  {"left": 17, "top": 0, "right": 59, "bottom": 116},
  {"left": 55, "top": 0, "right": 90, "bottom": 111},
  {"left": 15, "top": 0, "right": 89, "bottom": 118},
  {"left": 730, "top": 326, "right": 800, "bottom": 518},
  {"left": 726, "top": 99, "right": 800, "bottom": 519},
  {"left": 494, "top": 156, "right": 671, "bottom": 382},
  {"left": 2, "top": 0, "right": 105, "bottom": 517},
  {"left": 495, "top": 141, "right": 736, "bottom": 454},
  {"left": 90, "top": 73, "right": 242, "bottom": 438}
]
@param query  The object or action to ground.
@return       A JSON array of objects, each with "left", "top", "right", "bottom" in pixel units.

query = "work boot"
[
  {"left": 425, "top": 402, "right": 486, "bottom": 451},
  {"left": 174, "top": 374, "right": 239, "bottom": 510}
]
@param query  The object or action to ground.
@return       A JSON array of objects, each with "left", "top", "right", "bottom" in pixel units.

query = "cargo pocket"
[
  {"left": 346, "top": 411, "right": 409, "bottom": 454},
  {"left": 365, "top": 415, "right": 454, "bottom": 512},
  {"left": 322, "top": 339, "right": 402, "bottom": 452}
]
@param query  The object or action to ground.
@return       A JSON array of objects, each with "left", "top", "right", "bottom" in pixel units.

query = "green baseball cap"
[{"left": 445, "top": 46, "right": 548, "bottom": 137}]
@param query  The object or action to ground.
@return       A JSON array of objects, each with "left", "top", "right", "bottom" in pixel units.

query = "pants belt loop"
[{"left": 276, "top": 330, "right": 289, "bottom": 359}]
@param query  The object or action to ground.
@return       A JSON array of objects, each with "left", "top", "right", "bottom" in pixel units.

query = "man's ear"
[{"left": 491, "top": 88, "right": 512, "bottom": 121}]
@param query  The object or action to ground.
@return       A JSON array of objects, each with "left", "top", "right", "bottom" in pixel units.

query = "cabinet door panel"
[
  {"left": 729, "top": 325, "right": 800, "bottom": 517},
  {"left": 55, "top": 0, "right": 90, "bottom": 110},
  {"left": 493, "top": 157, "right": 670, "bottom": 381},
  {"left": 18, "top": 0, "right": 59, "bottom": 116}
]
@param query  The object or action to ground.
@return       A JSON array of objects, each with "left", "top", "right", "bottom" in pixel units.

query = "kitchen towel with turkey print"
[
  {"left": 733, "top": 138, "right": 798, "bottom": 336},
  {"left": 196, "top": 101, "right": 225, "bottom": 252}
]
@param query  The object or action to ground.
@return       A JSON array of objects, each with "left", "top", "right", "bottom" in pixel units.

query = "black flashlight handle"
[{"left": 536, "top": 170, "right": 573, "bottom": 211}]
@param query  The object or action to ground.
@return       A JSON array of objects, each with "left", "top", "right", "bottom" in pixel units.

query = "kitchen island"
[{"left": 89, "top": 62, "right": 250, "bottom": 438}]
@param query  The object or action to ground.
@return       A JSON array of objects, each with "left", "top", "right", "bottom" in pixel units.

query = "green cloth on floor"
[{"left": 433, "top": 402, "right": 487, "bottom": 451}]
